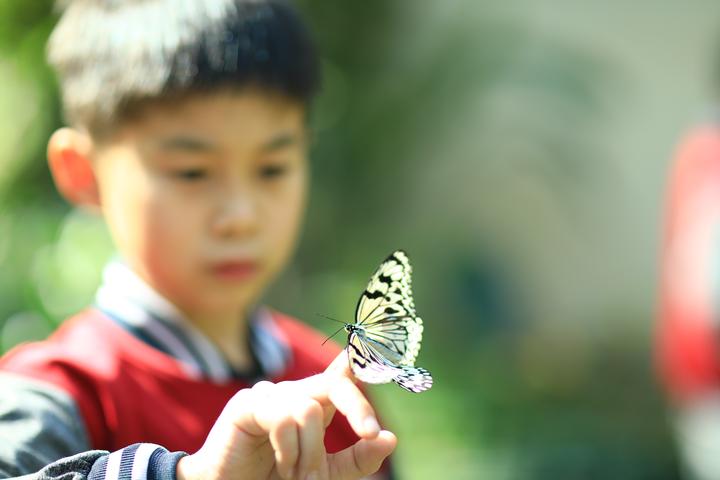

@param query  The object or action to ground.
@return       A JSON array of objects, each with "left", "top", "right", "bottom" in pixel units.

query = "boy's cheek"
[{"left": 271, "top": 205, "right": 305, "bottom": 259}]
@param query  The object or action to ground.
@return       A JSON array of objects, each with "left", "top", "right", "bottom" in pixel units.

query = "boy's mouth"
[{"left": 211, "top": 260, "right": 259, "bottom": 281}]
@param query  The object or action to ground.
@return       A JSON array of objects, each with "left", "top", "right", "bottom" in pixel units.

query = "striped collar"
[{"left": 94, "top": 261, "right": 290, "bottom": 384}]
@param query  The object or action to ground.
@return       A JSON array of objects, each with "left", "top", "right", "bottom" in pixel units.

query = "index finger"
[
  {"left": 325, "top": 349, "right": 353, "bottom": 379},
  {"left": 301, "top": 350, "right": 379, "bottom": 438}
]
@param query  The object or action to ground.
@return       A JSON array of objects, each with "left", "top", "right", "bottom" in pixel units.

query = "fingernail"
[
  {"left": 364, "top": 416, "right": 380, "bottom": 435},
  {"left": 306, "top": 471, "right": 319, "bottom": 480}
]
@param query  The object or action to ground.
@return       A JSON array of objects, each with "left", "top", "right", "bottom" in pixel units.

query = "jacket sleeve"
[{"left": 0, "top": 373, "right": 184, "bottom": 480}]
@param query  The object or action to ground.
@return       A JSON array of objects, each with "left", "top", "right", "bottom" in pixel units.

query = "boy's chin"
[{"left": 190, "top": 287, "right": 264, "bottom": 316}]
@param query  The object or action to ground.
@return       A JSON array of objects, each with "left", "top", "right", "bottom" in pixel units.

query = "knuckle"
[
  {"left": 296, "top": 399, "right": 323, "bottom": 424},
  {"left": 225, "top": 387, "right": 252, "bottom": 411},
  {"left": 275, "top": 379, "right": 293, "bottom": 389},
  {"left": 307, "top": 400, "right": 324, "bottom": 420},
  {"left": 252, "top": 380, "right": 275, "bottom": 392},
  {"left": 276, "top": 412, "right": 298, "bottom": 431}
]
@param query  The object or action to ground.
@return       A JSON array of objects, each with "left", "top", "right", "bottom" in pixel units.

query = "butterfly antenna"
[
  {"left": 321, "top": 324, "right": 347, "bottom": 346},
  {"left": 315, "top": 313, "right": 346, "bottom": 325}
]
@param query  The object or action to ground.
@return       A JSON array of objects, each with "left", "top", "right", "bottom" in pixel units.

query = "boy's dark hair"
[{"left": 48, "top": 0, "right": 321, "bottom": 137}]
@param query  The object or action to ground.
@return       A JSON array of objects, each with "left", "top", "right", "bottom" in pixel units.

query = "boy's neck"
[{"left": 187, "top": 311, "right": 255, "bottom": 373}]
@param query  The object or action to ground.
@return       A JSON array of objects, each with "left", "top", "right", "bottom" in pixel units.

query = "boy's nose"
[{"left": 211, "top": 190, "right": 258, "bottom": 238}]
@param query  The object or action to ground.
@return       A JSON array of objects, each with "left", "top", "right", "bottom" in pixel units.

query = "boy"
[{"left": 0, "top": 1, "right": 396, "bottom": 479}]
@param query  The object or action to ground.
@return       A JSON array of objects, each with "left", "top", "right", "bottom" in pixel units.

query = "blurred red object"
[{"left": 657, "top": 123, "right": 720, "bottom": 403}]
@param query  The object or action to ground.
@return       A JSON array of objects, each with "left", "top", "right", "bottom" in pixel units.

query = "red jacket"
[{"left": 0, "top": 308, "right": 359, "bottom": 454}]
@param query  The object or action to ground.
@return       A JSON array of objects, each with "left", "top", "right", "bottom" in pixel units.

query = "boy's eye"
[
  {"left": 259, "top": 164, "right": 288, "bottom": 179},
  {"left": 173, "top": 169, "right": 207, "bottom": 180}
]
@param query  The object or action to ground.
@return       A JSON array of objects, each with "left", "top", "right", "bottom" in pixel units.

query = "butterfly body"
[{"left": 344, "top": 250, "right": 433, "bottom": 393}]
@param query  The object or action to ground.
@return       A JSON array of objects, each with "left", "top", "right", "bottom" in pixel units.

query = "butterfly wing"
[
  {"left": 354, "top": 250, "right": 424, "bottom": 366},
  {"left": 347, "top": 331, "right": 433, "bottom": 393},
  {"left": 393, "top": 365, "right": 434, "bottom": 393},
  {"left": 346, "top": 331, "right": 399, "bottom": 385},
  {"left": 347, "top": 332, "right": 433, "bottom": 393}
]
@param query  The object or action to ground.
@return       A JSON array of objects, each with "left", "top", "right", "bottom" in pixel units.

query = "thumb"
[{"left": 327, "top": 430, "right": 397, "bottom": 480}]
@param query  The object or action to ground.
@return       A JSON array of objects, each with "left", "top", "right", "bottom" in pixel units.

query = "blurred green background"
[{"left": 3, "top": 1, "right": 720, "bottom": 478}]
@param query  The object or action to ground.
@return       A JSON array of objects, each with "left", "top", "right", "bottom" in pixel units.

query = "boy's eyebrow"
[
  {"left": 151, "top": 131, "right": 303, "bottom": 153},
  {"left": 262, "top": 132, "right": 302, "bottom": 152},
  {"left": 156, "top": 135, "right": 217, "bottom": 152}
]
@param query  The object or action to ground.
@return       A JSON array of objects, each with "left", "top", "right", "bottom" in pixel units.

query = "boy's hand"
[{"left": 176, "top": 351, "right": 397, "bottom": 480}]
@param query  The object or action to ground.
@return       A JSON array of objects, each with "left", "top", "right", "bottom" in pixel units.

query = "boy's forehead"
[{"left": 111, "top": 89, "right": 308, "bottom": 147}]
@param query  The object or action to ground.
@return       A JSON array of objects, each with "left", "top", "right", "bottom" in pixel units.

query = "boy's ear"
[{"left": 47, "top": 128, "right": 101, "bottom": 210}]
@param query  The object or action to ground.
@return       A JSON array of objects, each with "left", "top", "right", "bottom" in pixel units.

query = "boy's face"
[{"left": 91, "top": 89, "right": 308, "bottom": 319}]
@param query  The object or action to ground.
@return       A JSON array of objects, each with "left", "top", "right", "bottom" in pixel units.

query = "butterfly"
[{"left": 343, "top": 250, "right": 433, "bottom": 393}]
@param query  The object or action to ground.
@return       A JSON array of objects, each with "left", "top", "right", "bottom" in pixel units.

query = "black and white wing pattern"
[{"left": 346, "top": 250, "right": 433, "bottom": 393}]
